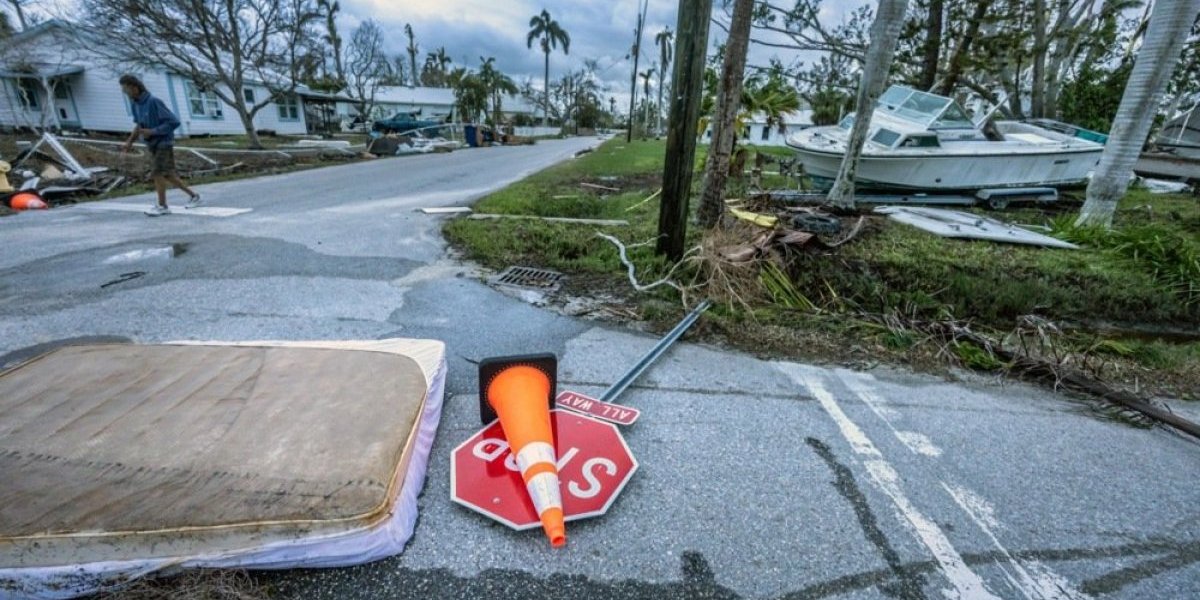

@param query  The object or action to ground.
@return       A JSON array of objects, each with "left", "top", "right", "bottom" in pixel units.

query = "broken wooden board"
[{"left": 469, "top": 213, "right": 629, "bottom": 226}]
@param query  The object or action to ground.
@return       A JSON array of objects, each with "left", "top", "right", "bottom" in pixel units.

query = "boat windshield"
[{"left": 877, "top": 85, "right": 975, "bottom": 129}]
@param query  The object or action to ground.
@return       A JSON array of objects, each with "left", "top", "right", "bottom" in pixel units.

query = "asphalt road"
[{"left": 1, "top": 138, "right": 1198, "bottom": 599}]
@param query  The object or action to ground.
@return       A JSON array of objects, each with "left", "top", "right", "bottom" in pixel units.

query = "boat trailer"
[{"left": 760, "top": 187, "right": 1059, "bottom": 210}]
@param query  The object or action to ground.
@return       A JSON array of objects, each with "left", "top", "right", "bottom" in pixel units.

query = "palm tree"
[
  {"left": 317, "top": 0, "right": 344, "bottom": 86},
  {"left": 826, "top": 0, "right": 910, "bottom": 209},
  {"left": 478, "top": 57, "right": 519, "bottom": 127},
  {"left": 655, "top": 28, "right": 673, "bottom": 135},
  {"left": 421, "top": 47, "right": 453, "bottom": 87},
  {"left": 1077, "top": 0, "right": 1200, "bottom": 227},
  {"left": 527, "top": 9, "right": 570, "bottom": 127},
  {"left": 740, "top": 74, "right": 802, "bottom": 136},
  {"left": 404, "top": 24, "right": 419, "bottom": 87},
  {"left": 449, "top": 67, "right": 488, "bottom": 123},
  {"left": 640, "top": 67, "right": 656, "bottom": 132}
]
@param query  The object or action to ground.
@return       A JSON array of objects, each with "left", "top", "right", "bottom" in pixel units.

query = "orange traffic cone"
[
  {"left": 9, "top": 192, "right": 46, "bottom": 210},
  {"left": 483, "top": 358, "right": 566, "bottom": 548}
]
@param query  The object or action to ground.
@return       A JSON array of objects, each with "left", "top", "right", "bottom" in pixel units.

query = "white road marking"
[
  {"left": 944, "top": 484, "right": 1093, "bottom": 600},
  {"left": 77, "top": 203, "right": 251, "bottom": 217},
  {"left": 833, "top": 368, "right": 1088, "bottom": 600},
  {"left": 778, "top": 364, "right": 1002, "bottom": 600},
  {"left": 837, "top": 369, "right": 944, "bottom": 457}
]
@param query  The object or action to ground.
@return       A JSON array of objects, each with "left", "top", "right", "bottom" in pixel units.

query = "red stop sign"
[{"left": 451, "top": 409, "right": 638, "bottom": 530}]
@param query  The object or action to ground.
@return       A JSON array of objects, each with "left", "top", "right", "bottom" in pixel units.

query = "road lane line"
[
  {"left": 778, "top": 364, "right": 1002, "bottom": 600},
  {"left": 838, "top": 369, "right": 943, "bottom": 458},
  {"left": 835, "top": 369, "right": 1090, "bottom": 600},
  {"left": 944, "top": 484, "right": 1093, "bottom": 600},
  {"left": 76, "top": 203, "right": 251, "bottom": 217}
]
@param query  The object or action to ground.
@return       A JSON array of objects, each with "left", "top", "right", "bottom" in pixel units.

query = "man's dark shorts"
[{"left": 149, "top": 145, "right": 176, "bottom": 177}]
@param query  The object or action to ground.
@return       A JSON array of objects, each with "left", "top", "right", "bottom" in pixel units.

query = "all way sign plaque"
[{"left": 556, "top": 390, "right": 640, "bottom": 425}]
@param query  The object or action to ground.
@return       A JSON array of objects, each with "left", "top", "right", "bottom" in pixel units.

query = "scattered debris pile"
[{"left": 2, "top": 133, "right": 126, "bottom": 210}]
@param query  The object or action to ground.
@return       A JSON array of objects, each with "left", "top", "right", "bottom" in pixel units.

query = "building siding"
[{"left": 0, "top": 24, "right": 308, "bottom": 137}]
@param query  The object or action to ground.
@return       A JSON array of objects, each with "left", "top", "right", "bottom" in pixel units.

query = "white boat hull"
[{"left": 787, "top": 144, "right": 1101, "bottom": 190}]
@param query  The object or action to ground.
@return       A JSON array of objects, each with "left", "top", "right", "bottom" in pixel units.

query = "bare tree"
[
  {"left": 827, "top": 0, "right": 910, "bottom": 209},
  {"left": 1077, "top": 0, "right": 1200, "bottom": 227},
  {"left": 81, "top": 0, "right": 321, "bottom": 149},
  {"left": 4, "top": 0, "right": 31, "bottom": 30},
  {"left": 697, "top": 0, "right": 754, "bottom": 228},
  {"left": 345, "top": 19, "right": 387, "bottom": 121}
]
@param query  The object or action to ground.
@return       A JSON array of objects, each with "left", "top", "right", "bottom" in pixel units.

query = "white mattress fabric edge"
[{"left": 0, "top": 338, "right": 447, "bottom": 600}]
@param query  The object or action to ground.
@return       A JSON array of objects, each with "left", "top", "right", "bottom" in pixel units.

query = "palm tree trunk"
[
  {"left": 656, "top": 68, "right": 665, "bottom": 135},
  {"left": 1077, "top": 0, "right": 1200, "bottom": 227},
  {"left": 543, "top": 50, "right": 550, "bottom": 128},
  {"left": 697, "top": 0, "right": 753, "bottom": 228},
  {"left": 827, "top": 0, "right": 910, "bottom": 209}
]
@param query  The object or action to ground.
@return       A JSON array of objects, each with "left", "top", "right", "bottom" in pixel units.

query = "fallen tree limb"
[
  {"left": 919, "top": 320, "right": 1200, "bottom": 441},
  {"left": 581, "top": 182, "right": 620, "bottom": 192}
]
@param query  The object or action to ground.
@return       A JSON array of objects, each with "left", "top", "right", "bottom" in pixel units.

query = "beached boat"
[
  {"left": 1155, "top": 106, "right": 1200, "bottom": 160},
  {"left": 785, "top": 86, "right": 1104, "bottom": 191}
]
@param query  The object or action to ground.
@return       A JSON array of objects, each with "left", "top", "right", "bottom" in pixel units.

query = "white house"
[
  {"left": 702, "top": 110, "right": 814, "bottom": 147},
  {"left": 0, "top": 20, "right": 310, "bottom": 137},
  {"left": 343, "top": 86, "right": 457, "bottom": 122},
  {"left": 339, "top": 86, "right": 539, "bottom": 126}
]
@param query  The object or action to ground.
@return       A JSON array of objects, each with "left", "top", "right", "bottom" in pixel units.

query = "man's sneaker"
[
  {"left": 144, "top": 205, "right": 170, "bottom": 217},
  {"left": 185, "top": 193, "right": 202, "bottom": 208}
]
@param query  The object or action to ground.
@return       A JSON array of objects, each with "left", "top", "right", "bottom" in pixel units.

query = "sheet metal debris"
[{"left": 874, "top": 206, "right": 1078, "bottom": 249}]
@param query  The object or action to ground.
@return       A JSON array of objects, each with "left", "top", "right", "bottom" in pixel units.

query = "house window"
[
  {"left": 761, "top": 125, "right": 770, "bottom": 141},
  {"left": 15, "top": 79, "right": 39, "bottom": 109},
  {"left": 277, "top": 95, "right": 299, "bottom": 121},
  {"left": 54, "top": 83, "right": 70, "bottom": 100},
  {"left": 243, "top": 88, "right": 255, "bottom": 104},
  {"left": 185, "top": 81, "right": 223, "bottom": 118}
]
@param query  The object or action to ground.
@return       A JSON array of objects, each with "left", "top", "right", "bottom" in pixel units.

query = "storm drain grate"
[{"left": 489, "top": 266, "right": 565, "bottom": 291}]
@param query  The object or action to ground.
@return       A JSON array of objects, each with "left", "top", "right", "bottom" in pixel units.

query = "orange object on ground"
[
  {"left": 487, "top": 365, "right": 566, "bottom": 547},
  {"left": 9, "top": 193, "right": 46, "bottom": 210}
]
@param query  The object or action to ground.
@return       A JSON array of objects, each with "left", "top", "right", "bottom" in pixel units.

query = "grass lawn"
[{"left": 446, "top": 137, "right": 1200, "bottom": 399}]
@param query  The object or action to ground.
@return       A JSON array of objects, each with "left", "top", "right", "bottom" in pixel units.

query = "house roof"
[
  {"left": 295, "top": 86, "right": 355, "bottom": 103},
  {"left": 373, "top": 86, "right": 455, "bottom": 106},
  {"left": 0, "top": 63, "right": 85, "bottom": 79}
]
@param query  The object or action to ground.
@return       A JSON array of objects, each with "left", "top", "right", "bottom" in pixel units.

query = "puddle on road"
[{"left": 103, "top": 243, "right": 188, "bottom": 265}]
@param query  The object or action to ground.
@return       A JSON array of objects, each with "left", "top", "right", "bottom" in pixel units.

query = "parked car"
[{"left": 373, "top": 112, "right": 443, "bottom": 135}]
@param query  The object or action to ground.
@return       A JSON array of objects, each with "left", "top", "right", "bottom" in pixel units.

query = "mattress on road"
[{"left": 0, "top": 338, "right": 447, "bottom": 599}]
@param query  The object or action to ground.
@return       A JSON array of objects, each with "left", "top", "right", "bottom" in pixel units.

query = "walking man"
[{"left": 119, "top": 74, "right": 200, "bottom": 216}]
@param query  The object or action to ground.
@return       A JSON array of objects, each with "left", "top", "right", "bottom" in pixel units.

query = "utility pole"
[
  {"left": 627, "top": 0, "right": 648, "bottom": 143},
  {"left": 656, "top": 0, "right": 713, "bottom": 261}
]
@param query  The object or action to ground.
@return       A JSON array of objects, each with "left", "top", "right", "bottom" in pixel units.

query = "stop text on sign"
[{"left": 472, "top": 437, "right": 618, "bottom": 500}]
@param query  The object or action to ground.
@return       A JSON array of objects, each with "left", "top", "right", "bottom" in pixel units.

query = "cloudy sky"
[{"left": 337, "top": 0, "right": 866, "bottom": 103}]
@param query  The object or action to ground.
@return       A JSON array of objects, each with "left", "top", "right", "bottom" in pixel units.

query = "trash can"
[{"left": 464, "top": 125, "right": 478, "bottom": 148}]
